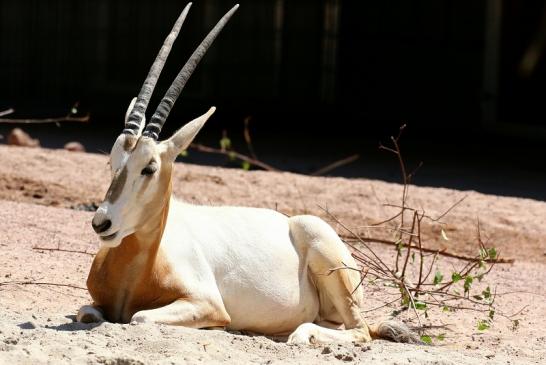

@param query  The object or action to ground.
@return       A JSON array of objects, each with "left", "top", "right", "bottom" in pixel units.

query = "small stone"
[
  {"left": 335, "top": 354, "right": 354, "bottom": 362},
  {"left": 64, "top": 141, "right": 85, "bottom": 152},
  {"left": 4, "top": 337, "right": 18, "bottom": 345},
  {"left": 7, "top": 128, "right": 40, "bottom": 147},
  {"left": 321, "top": 346, "right": 332, "bottom": 354}
]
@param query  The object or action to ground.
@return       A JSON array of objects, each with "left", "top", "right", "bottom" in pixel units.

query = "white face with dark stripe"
[
  {"left": 91, "top": 105, "right": 214, "bottom": 247},
  {"left": 92, "top": 134, "right": 167, "bottom": 248}
]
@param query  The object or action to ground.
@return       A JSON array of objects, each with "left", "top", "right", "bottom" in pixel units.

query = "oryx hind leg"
[{"left": 287, "top": 215, "right": 372, "bottom": 344}]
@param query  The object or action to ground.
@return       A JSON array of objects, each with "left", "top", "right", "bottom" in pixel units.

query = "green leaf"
[
  {"left": 440, "top": 229, "right": 449, "bottom": 241},
  {"left": 479, "top": 248, "right": 487, "bottom": 260},
  {"left": 482, "top": 286, "right": 491, "bottom": 299},
  {"left": 477, "top": 320, "right": 490, "bottom": 331},
  {"left": 241, "top": 161, "right": 251, "bottom": 171},
  {"left": 442, "top": 305, "right": 450, "bottom": 312},
  {"left": 437, "top": 334, "right": 446, "bottom": 341},
  {"left": 179, "top": 150, "right": 188, "bottom": 157},
  {"left": 433, "top": 270, "right": 444, "bottom": 285},
  {"left": 488, "top": 309, "right": 495, "bottom": 320},
  {"left": 228, "top": 151, "right": 236, "bottom": 161},
  {"left": 511, "top": 319, "right": 520, "bottom": 331},
  {"left": 219, "top": 136, "right": 231, "bottom": 151},
  {"left": 383, "top": 281, "right": 399, "bottom": 288},
  {"left": 420, "top": 335, "right": 432, "bottom": 345},
  {"left": 413, "top": 301, "right": 427, "bottom": 310},
  {"left": 451, "top": 272, "right": 462, "bottom": 283},
  {"left": 464, "top": 276, "right": 474, "bottom": 293},
  {"left": 488, "top": 248, "right": 497, "bottom": 260}
]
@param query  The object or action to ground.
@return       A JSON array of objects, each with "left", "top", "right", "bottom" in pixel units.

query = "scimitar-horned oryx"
[{"left": 77, "top": 2, "right": 419, "bottom": 345}]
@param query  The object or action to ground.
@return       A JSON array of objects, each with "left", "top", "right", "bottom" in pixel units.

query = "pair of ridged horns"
[{"left": 123, "top": 2, "right": 239, "bottom": 140}]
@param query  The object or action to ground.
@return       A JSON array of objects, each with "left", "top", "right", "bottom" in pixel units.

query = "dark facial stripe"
[{"left": 105, "top": 166, "right": 128, "bottom": 203}]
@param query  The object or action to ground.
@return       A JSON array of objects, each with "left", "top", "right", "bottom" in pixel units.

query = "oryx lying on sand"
[{"left": 77, "top": 3, "right": 419, "bottom": 344}]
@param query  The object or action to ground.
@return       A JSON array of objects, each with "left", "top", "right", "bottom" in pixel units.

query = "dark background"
[{"left": 1, "top": 0, "right": 545, "bottom": 199}]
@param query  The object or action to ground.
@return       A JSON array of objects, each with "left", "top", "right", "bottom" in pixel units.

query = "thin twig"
[
  {"left": 32, "top": 246, "right": 94, "bottom": 256},
  {"left": 0, "top": 280, "right": 87, "bottom": 291},
  {"left": 416, "top": 213, "right": 426, "bottom": 289},
  {"left": 0, "top": 114, "right": 90, "bottom": 124},
  {"left": 243, "top": 116, "right": 258, "bottom": 161},
  {"left": 404, "top": 283, "right": 423, "bottom": 328},
  {"left": 190, "top": 143, "right": 279, "bottom": 172},
  {"left": 0, "top": 108, "right": 15, "bottom": 117},
  {"left": 371, "top": 211, "right": 403, "bottom": 227},
  {"left": 400, "top": 211, "right": 418, "bottom": 278},
  {"left": 507, "top": 305, "right": 528, "bottom": 318},
  {"left": 362, "top": 298, "right": 400, "bottom": 313},
  {"left": 341, "top": 235, "right": 514, "bottom": 264},
  {"left": 311, "top": 154, "right": 360, "bottom": 176},
  {"left": 432, "top": 195, "right": 468, "bottom": 222}
]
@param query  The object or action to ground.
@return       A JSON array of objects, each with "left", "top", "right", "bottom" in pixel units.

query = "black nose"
[{"left": 92, "top": 217, "right": 112, "bottom": 234}]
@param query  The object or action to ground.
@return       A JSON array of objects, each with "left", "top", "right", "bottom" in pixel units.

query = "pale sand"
[{"left": 0, "top": 145, "right": 544, "bottom": 364}]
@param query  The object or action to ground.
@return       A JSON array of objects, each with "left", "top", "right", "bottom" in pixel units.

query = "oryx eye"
[{"left": 141, "top": 164, "right": 157, "bottom": 176}]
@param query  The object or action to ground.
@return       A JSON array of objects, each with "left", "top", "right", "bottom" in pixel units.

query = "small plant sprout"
[{"left": 320, "top": 125, "right": 519, "bottom": 345}]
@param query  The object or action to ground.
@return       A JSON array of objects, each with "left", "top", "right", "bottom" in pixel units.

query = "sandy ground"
[{"left": 0, "top": 145, "right": 545, "bottom": 364}]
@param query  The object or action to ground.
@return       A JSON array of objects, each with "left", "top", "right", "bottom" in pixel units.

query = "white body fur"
[{"left": 149, "top": 201, "right": 339, "bottom": 334}]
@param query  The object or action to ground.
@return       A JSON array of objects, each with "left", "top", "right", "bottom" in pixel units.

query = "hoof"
[
  {"left": 287, "top": 323, "right": 318, "bottom": 345},
  {"left": 77, "top": 305, "right": 104, "bottom": 323},
  {"left": 130, "top": 312, "right": 150, "bottom": 324}
]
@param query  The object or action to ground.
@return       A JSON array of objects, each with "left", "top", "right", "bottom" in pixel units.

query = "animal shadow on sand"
[{"left": 32, "top": 315, "right": 103, "bottom": 332}]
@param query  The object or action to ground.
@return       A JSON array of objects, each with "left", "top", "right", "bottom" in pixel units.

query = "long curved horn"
[
  {"left": 122, "top": 2, "right": 193, "bottom": 136},
  {"left": 142, "top": 4, "right": 239, "bottom": 140}
]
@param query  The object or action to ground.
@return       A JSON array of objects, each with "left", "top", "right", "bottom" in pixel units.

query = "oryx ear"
[{"left": 161, "top": 107, "right": 216, "bottom": 160}]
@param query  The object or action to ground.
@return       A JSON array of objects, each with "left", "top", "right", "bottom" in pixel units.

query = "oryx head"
[{"left": 92, "top": 3, "right": 239, "bottom": 248}]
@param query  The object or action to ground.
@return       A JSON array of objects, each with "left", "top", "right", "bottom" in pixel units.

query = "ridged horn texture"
[
  {"left": 122, "top": 2, "right": 192, "bottom": 136},
  {"left": 142, "top": 4, "right": 240, "bottom": 140}
]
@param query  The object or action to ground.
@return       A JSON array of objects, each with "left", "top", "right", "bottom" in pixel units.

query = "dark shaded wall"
[
  {"left": 1, "top": 0, "right": 545, "bottom": 138},
  {"left": 339, "top": 1, "right": 485, "bottom": 132}
]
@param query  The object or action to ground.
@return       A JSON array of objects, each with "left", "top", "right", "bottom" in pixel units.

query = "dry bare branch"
[
  {"left": 190, "top": 143, "right": 279, "bottom": 172},
  {"left": 0, "top": 280, "right": 87, "bottom": 291},
  {"left": 0, "top": 114, "right": 90, "bottom": 124},
  {"left": 311, "top": 154, "right": 360, "bottom": 176},
  {"left": 32, "top": 246, "right": 94, "bottom": 256}
]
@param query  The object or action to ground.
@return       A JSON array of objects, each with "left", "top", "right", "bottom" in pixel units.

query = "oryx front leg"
[
  {"left": 130, "top": 298, "right": 231, "bottom": 329},
  {"left": 77, "top": 304, "right": 105, "bottom": 323}
]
